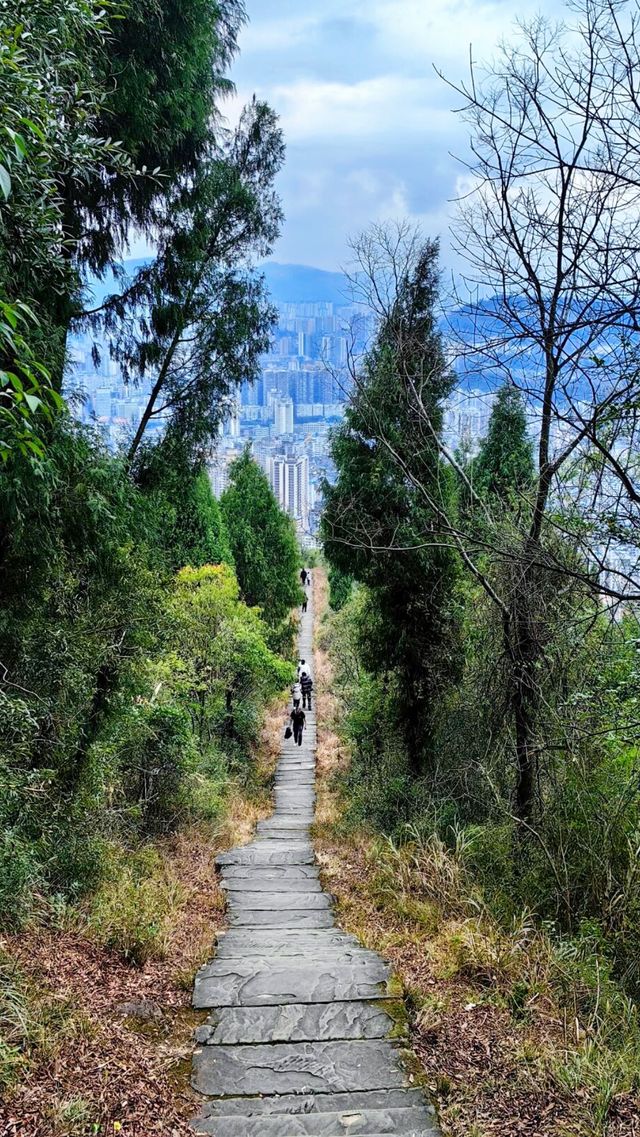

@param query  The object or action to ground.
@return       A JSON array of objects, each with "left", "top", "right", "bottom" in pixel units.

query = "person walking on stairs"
[
  {"left": 290, "top": 704, "right": 306, "bottom": 746},
  {"left": 300, "top": 567, "right": 308, "bottom": 586},
  {"left": 291, "top": 680, "right": 302, "bottom": 709},
  {"left": 301, "top": 593, "right": 308, "bottom": 613},
  {"left": 301, "top": 670, "right": 313, "bottom": 710}
]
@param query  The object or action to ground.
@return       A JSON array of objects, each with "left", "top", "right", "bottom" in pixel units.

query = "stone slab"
[
  {"left": 257, "top": 818, "right": 312, "bottom": 828},
  {"left": 197, "top": 1089, "right": 431, "bottom": 1119},
  {"left": 214, "top": 930, "right": 359, "bottom": 957},
  {"left": 209, "top": 951, "right": 383, "bottom": 970},
  {"left": 196, "top": 1000, "right": 398, "bottom": 1045},
  {"left": 219, "top": 865, "right": 320, "bottom": 882},
  {"left": 222, "top": 877, "right": 323, "bottom": 894},
  {"left": 253, "top": 831, "right": 316, "bottom": 842},
  {"left": 227, "top": 909, "right": 335, "bottom": 929},
  {"left": 274, "top": 796, "right": 316, "bottom": 806},
  {"left": 217, "top": 847, "right": 316, "bottom": 867},
  {"left": 192, "top": 1039, "right": 410, "bottom": 1096},
  {"left": 193, "top": 961, "right": 389, "bottom": 1008},
  {"left": 275, "top": 774, "right": 316, "bottom": 783},
  {"left": 191, "top": 1108, "right": 436, "bottom": 1136},
  {"left": 226, "top": 891, "right": 331, "bottom": 910}
]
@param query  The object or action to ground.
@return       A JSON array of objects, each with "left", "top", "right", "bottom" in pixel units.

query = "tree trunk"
[{"left": 504, "top": 567, "right": 540, "bottom": 824}]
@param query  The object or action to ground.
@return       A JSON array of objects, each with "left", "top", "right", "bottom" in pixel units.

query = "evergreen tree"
[
  {"left": 221, "top": 450, "right": 300, "bottom": 626},
  {"left": 472, "top": 384, "right": 534, "bottom": 507},
  {"left": 322, "top": 235, "right": 461, "bottom": 774},
  {"left": 170, "top": 470, "right": 233, "bottom": 570}
]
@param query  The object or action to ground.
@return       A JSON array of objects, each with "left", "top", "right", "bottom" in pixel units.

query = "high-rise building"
[
  {"left": 274, "top": 396, "right": 294, "bottom": 436},
  {"left": 269, "top": 453, "right": 310, "bottom": 530},
  {"left": 93, "top": 387, "right": 112, "bottom": 419},
  {"left": 224, "top": 402, "right": 240, "bottom": 438}
]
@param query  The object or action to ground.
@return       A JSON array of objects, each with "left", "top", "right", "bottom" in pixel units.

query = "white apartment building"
[
  {"left": 273, "top": 396, "right": 294, "bottom": 436},
  {"left": 269, "top": 453, "right": 310, "bottom": 530}
]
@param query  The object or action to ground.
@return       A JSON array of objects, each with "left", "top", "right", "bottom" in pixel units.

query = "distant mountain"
[
  {"left": 86, "top": 260, "right": 351, "bottom": 310},
  {"left": 258, "top": 263, "right": 351, "bottom": 307}
]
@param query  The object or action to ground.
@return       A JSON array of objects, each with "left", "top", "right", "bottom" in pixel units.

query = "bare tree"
[{"left": 329, "top": 0, "right": 640, "bottom": 822}]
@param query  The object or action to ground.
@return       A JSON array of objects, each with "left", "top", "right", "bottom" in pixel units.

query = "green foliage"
[
  {"left": 167, "top": 562, "right": 293, "bottom": 758},
  {"left": 0, "top": 0, "right": 289, "bottom": 935},
  {"left": 0, "top": 417, "right": 294, "bottom": 923},
  {"left": 110, "top": 96, "right": 284, "bottom": 468},
  {"left": 172, "top": 469, "right": 233, "bottom": 569},
  {"left": 328, "top": 565, "right": 353, "bottom": 611},
  {"left": 222, "top": 449, "right": 302, "bottom": 629},
  {"left": 88, "top": 845, "right": 186, "bottom": 964},
  {"left": 328, "top": 570, "right": 640, "bottom": 1001},
  {"left": 469, "top": 383, "right": 534, "bottom": 509},
  {"left": 75, "top": 0, "right": 247, "bottom": 274},
  {"left": 322, "top": 237, "right": 462, "bottom": 774}
]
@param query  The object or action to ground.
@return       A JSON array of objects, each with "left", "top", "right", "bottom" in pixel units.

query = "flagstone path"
[{"left": 190, "top": 594, "right": 439, "bottom": 1136}]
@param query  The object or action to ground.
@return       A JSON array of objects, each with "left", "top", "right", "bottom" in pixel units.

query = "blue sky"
[{"left": 229, "top": 0, "right": 555, "bottom": 273}]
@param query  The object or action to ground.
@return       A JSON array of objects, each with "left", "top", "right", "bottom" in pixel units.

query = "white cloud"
[
  {"left": 269, "top": 76, "right": 454, "bottom": 142},
  {"left": 240, "top": 15, "right": 320, "bottom": 53},
  {"left": 234, "top": 0, "right": 562, "bottom": 268},
  {"left": 368, "top": 0, "right": 522, "bottom": 65}
]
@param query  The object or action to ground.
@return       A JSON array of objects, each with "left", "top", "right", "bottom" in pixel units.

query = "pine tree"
[
  {"left": 322, "top": 236, "right": 461, "bottom": 774},
  {"left": 221, "top": 450, "right": 300, "bottom": 626},
  {"left": 472, "top": 384, "right": 534, "bottom": 507}
]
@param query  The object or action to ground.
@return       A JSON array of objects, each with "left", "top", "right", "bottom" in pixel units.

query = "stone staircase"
[{"left": 190, "top": 595, "right": 439, "bottom": 1136}]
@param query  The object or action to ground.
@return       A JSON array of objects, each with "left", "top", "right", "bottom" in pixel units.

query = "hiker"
[
  {"left": 301, "top": 593, "right": 308, "bottom": 613},
  {"left": 300, "top": 568, "right": 308, "bottom": 586},
  {"left": 297, "top": 658, "right": 307, "bottom": 678},
  {"left": 291, "top": 680, "right": 302, "bottom": 709},
  {"left": 301, "top": 670, "right": 313, "bottom": 710},
  {"left": 290, "top": 704, "right": 306, "bottom": 746}
]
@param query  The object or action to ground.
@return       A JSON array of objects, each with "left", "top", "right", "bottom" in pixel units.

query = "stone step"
[
  {"left": 226, "top": 891, "right": 332, "bottom": 910},
  {"left": 253, "top": 830, "right": 316, "bottom": 842},
  {"left": 195, "top": 999, "right": 399, "bottom": 1045},
  {"left": 214, "top": 930, "right": 359, "bottom": 957},
  {"left": 206, "top": 950, "right": 385, "bottom": 970},
  {"left": 193, "top": 960, "right": 390, "bottom": 1009},
  {"left": 191, "top": 1108, "right": 436, "bottom": 1136},
  {"left": 197, "top": 1089, "right": 431, "bottom": 1119},
  {"left": 275, "top": 776, "right": 316, "bottom": 785},
  {"left": 222, "top": 877, "right": 323, "bottom": 894},
  {"left": 227, "top": 909, "right": 335, "bottom": 929},
  {"left": 219, "top": 865, "right": 320, "bottom": 882},
  {"left": 255, "top": 824, "right": 313, "bottom": 835},
  {"left": 192, "top": 1039, "right": 411, "bottom": 1097},
  {"left": 217, "top": 847, "right": 316, "bottom": 867}
]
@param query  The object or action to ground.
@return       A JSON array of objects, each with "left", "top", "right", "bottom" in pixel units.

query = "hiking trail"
[{"left": 189, "top": 592, "right": 440, "bottom": 1136}]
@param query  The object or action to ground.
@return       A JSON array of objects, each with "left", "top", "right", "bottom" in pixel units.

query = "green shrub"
[
  {"left": 0, "top": 829, "right": 40, "bottom": 929},
  {"left": 89, "top": 845, "right": 186, "bottom": 964}
]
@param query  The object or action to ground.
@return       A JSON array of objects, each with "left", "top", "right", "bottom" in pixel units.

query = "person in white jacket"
[{"left": 291, "top": 681, "right": 302, "bottom": 709}]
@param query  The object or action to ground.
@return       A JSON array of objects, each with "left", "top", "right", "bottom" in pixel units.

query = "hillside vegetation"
[{"left": 0, "top": 3, "right": 303, "bottom": 1127}]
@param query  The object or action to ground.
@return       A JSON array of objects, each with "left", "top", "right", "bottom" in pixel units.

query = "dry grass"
[
  {"left": 311, "top": 567, "right": 640, "bottom": 1137},
  {"left": 312, "top": 568, "right": 350, "bottom": 831},
  {"left": 0, "top": 826, "right": 223, "bottom": 1136}
]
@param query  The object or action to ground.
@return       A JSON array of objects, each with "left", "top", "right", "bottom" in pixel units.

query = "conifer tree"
[
  {"left": 472, "top": 384, "right": 534, "bottom": 507},
  {"left": 322, "top": 232, "right": 461, "bottom": 774},
  {"left": 221, "top": 450, "right": 301, "bottom": 626}
]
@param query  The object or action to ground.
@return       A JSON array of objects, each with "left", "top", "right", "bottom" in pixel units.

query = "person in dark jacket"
[
  {"left": 300, "top": 671, "right": 313, "bottom": 710},
  {"left": 290, "top": 705, "right": 306, "bottom": 746}
]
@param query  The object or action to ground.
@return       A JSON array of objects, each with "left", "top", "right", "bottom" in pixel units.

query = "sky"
[{"left": 229, "top": 0, "right": 554, "bottom": 274}]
